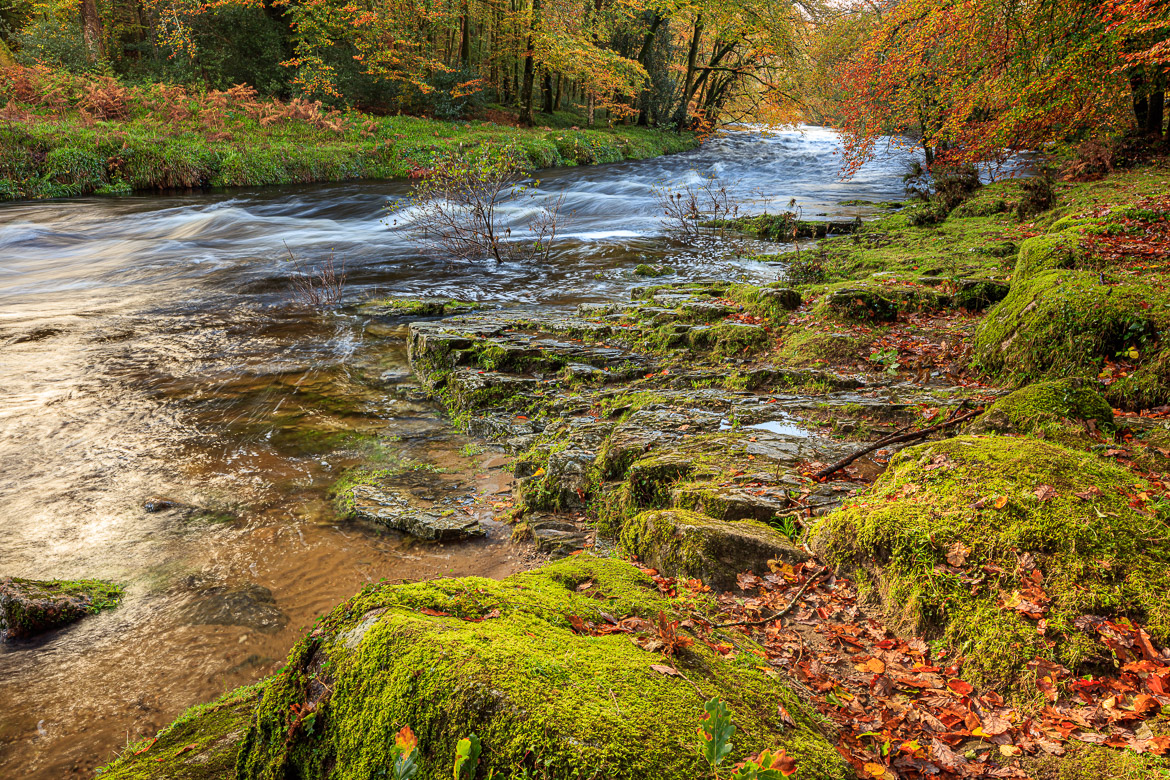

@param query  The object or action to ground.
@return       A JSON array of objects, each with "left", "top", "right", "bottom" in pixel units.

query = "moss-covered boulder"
[
  {"left": 970, "top": 270, "right": 1167, "bottom": 388},
  {"left": 1014, "top": 233, "right": 1083, "bottom": 280},
  {"left": 633, "top": 263, "right": 675, "bottom": 278},
  {"left": 820, "top": 288, "right": 897, "bottom": 323},
  {"left": 687, "top": 321, "right": 770, "bottom": 355},
  {"left": 620, "top": 510, "right": 809, "bottom": 590},
  {"left": 813, "top": 436, "right": 1170, "bottom": 697},
  {"left": 99, "top": 685, "right": 263, "bottom": 780},
  {"left": 970, "top": 378, "right": 1114, "bottom": 438},
  {"left": 952, "top": 279, "right": 1010, "bottom": 311},
  {"left": 232, "top": 555, "right": 847, "bottom": 779},
  {"left": 778, "top": 330, "right": 868, "bottom": 368},
  {"left": 0, "top": 577, "right": 123, "bottom": 640},
  {"left": 1107, "top": 348, "right": 1170, "bottom": 410}
]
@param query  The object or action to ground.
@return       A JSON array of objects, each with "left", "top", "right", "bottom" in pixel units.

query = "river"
[{"left": 0, "top": 126, "right": 915, "bottom": 778}]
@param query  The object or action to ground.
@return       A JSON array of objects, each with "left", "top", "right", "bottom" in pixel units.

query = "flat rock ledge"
[{"left": 348, "top": 484, "right": 485, "bottom": 541}]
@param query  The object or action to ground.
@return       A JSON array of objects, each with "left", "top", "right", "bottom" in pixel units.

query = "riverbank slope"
[{"left": 0, "top": 65, "right": 696, "bottom": 201}]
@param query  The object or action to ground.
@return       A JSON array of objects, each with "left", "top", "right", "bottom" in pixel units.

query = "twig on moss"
[{"left": 812, "top": 408, "right": 981, "bottom": 480}]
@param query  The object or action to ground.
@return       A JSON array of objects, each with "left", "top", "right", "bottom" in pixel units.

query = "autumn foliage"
[{"left": 830, "top": 0, "right": 1169, "bottom": 172}]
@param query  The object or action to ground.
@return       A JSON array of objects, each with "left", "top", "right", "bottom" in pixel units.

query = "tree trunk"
[
  {"left": 635, "top": 13, "right": 662, "bottom": 126},
  {"left": 1149, "top": 90, "right": 1165, "bottom": 136},
  {"left": 521, "top": 0, "right": 538, "bottom": 124},
  {"left": 553, "top": 74, "right": 562, "bottom": 112},
  {"left": 79, "top": 0, "right": 104, "bottom": 63},
  {"left": 672, "top": 14, "right": 703, "bottom": 127},
  {"left": 542, "top": 71, "right": 554, "bottom": 113},
  {"left": 460, "top": 3, "right": 471, "bottom": 68},
  {"left": 1132, "top": 68, "right": 1150, "bottom": 130}
]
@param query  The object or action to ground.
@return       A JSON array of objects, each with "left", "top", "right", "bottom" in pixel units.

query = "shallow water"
[{"left": 0, "top": 125, "right": 916, "bottom": 778}]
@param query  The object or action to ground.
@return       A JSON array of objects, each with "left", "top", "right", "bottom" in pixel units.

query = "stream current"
[{"left": 0, "top": 126, "right": 916, "bottom": 778}]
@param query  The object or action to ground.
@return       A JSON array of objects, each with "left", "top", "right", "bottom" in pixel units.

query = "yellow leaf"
[
  {"left": 994, "top": 496, "right": 1009, "bottom": 509},
  {"left": 534, "top": 467, "right": 545, "bottom": 477},
  {"left": 864, "top": 763, "right": 888, "bottom": 778}
]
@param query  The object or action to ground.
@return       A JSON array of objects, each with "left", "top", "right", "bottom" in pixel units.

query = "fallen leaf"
[
  {"left": 1033, "top": 484, "right": 1058, "bottom": 502},
  {"left": 650, "top": 664, "right": 680, "bottom": 676},
  {"left": 946, "top": 541, "right": 971, "bottom": 567}
]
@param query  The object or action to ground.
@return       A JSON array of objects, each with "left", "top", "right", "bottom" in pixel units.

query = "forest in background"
[{"left": 0, "top": 0, "right": 1168, "bottom": 198}]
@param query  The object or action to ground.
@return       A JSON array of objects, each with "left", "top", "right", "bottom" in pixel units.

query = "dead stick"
[
  {"left": 812, "top": 409, "right": 981, "bottom": 480},
  {"left": 714, "top": 571, "right": 825, "bottom": 629}
]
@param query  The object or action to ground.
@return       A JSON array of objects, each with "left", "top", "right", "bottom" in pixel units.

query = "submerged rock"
[
  {"left": 177, "top": 582, "right": 289, "bottom": 633},
  {"left": 0, "top": 577, "right": 123, "bottom": 641}
]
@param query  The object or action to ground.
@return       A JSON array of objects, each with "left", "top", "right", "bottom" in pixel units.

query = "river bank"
[
  {"left": 0, "top": 65, "right": 696, "bottom": 202},
  {"left": 90, "top": 161, "right": 1170, "bottom": 779}
]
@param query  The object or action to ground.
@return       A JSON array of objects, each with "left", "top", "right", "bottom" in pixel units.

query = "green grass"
[{"left": 0, "top": 93, "right": 697, "bottom": 200}]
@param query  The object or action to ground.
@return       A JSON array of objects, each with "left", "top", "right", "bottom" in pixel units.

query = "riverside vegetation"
[
  {"left": 85, "top": 160, "right": 1170, "bottom": 780},
  {"left": 5, "top": 0, "right": 1170, "bottom": 776}
]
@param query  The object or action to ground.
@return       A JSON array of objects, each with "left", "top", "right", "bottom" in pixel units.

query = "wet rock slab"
[
  {"left": 349, "top": 484, "right": 485, "bottom": 541},
  {"left": 0, "top": 577, "right": 123, "bottom": 641}
]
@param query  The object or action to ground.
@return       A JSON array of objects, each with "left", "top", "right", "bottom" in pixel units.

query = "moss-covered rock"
[
  {"left": 356, "top": 298, "right": 481, "bottom": 319},
  {"left": 970, "top": 270, "right": 1167, "bottom": 388},
  {"left": 971, "top": 378, "right": 1114, "bottom": 438},
  {"left": 1106, "top": 348, "right": 1170, "bottom": 410},
  {"left": 0, "top": 577, "right": 123, "bottom": 640},
  {"left": 633, "top": 263, "right": 675, "bottom": 278},
  {"left": 1014, "top": 233, "right": 1083, "bottom": 281},
  {"left": 812, "top": 436, "right": 1170, "bottom": 697},
  {"left": 820, "top": 288, "right": 898, "bottom": 323},
  {"left": 779, "top": 330, "right": 868, "bottom": 368},
  {"left": 620, "top": 510, "right": 809, "bottom": 590},
  {"left": 234, "top": 555, "right": 848, "bottom": 780},
  {"left": 687, "top": 321, "right": 770, "bottom": 355},
  {"left": 98, "top": 684, "right": 264, "bottom": 779},
  {"left": 952, "top": 279, "right": 1010, "bottom": 311}
]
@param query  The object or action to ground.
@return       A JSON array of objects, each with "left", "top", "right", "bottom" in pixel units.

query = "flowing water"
[{"left": 0, "top": 126, "right": 916, "bottom": 778}]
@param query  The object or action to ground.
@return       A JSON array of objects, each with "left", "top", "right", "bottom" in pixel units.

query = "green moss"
[
  {"left": 98, "top": 684, "right": 264, "bottom": 779},
  {"left": 620, "top": 509, "right": 804, "bottom": 589},
  {"left": 1020, "top": 741, "right": 1169, "bottom": 779},
  {"left": 235, "top": 555, "right": 848, "bottom": 780},
  {"left": 972, "top": 378, "right": 1115, "bottom": 439},
  {"left": 813, "top": 436, "right": 1170, "bottom": 698},
  {"left": 1014, "top": 233, "right": 1084, "bottom": 281},
  {"left": 778, "top": 329, "right": 869, "bottom": 368},
  {"left": 971, "top": 270, "right": 1168, "bottom": 389}
]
